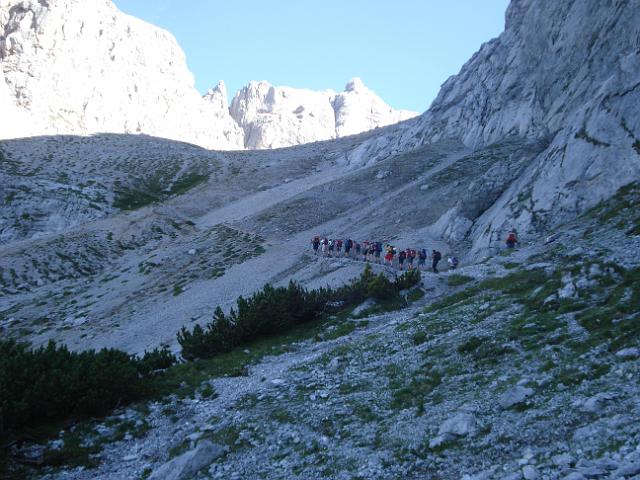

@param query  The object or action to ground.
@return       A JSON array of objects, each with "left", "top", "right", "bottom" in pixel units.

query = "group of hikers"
[
  {"left": 310, "top": 237, "right": 458, "bottom": 273},
  {"left": 310, "top": 231, "right": 520, "bottom": 273}
]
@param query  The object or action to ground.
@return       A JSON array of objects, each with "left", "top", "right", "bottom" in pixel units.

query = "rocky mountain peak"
[
  {"left": 203, "top": 81, "right": 230, "bottom": 112},
  {"left": 229, "top": 78, "right": 417, "bottom": 149},
  {"left": 0, "top": 0, "right": 414, "bottom": 151},
  {"left": 344, "top": 76, "right": 366, "bottom": 93},
  {"left": 0, "top": 0, "right": 245, "bottom": 149}
]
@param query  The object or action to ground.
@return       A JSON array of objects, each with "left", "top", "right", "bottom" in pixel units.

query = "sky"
[{"left": 114, "top": 0, "right": 510, "bottom": 113}]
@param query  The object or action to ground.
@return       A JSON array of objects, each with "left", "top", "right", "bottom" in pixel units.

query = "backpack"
[
  {"left": 419, "top": 249, "right": 427, "bottom": 260},
  {"left": 451, "top": 257, "right": 459, "bottom": 266},
  {"left": 435, "top": 251, "right": 442, "bottom": 261},
  {"left": 346, "top": 239, "right": 353, "bottom": 248},
  {"left": 313, "top": 236, "right": 320, "bottom": 243}
]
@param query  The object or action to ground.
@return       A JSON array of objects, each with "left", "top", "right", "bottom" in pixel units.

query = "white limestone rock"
[
  {"left": 230, "top": 80, "right": 337, "bottom": 149},
  {"left": 616, "top": 348, "right": 640, "bottom": 360},
  {"left": 0, "top": 0, "right": 243, "bottom": 149},
  {"left": 332, "top": 77, "right": 416, "bottom": 137},
  {"left": 499, "top": 386, "right": 534, "bottom": 409},
  {"left": 148, "top": 440, "right": 225, "bottom": 480},
  {"left": 230, "top": 78, "right": 418, "bottom": 149}
]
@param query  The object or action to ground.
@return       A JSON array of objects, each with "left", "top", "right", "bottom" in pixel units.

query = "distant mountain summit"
[
  {"left": 0, "top": 0, "right": 416, "bottom": 149},
  {"left": 229, "top": 78, "right": 417, "bottom": 149}
]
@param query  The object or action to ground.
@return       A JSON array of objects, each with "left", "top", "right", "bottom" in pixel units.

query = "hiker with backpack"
[
  {"left": 328, "top": 239, "right": 335, "bottom": 257},
  {"left": 362, "top": 241, "right": 370, "bottom": 262},
  {"left": 506, "top": 231, "right": 518, "bottom": 249},
  {"left": 398, "top": 249, "right": 407, "bottom": 271},
  {"left": 418, "top": 249, "right": 427, "bottom": 271},
  {"left": 345, "top": 238, "right": 353, "bottom": 258},
  {"left": 448, "top": 256, "right": 459, "bottom": 270},
  {"left": 373, "top": 242, "right": 382, "bottom": 263},
  {"left": 354, "top": 241, "right": 361, "bottom": 259},
  {"left": 321, "top": 237, "right": 328, "bottom": 256},
  {"left": 336, "top": 239, "right": 343, "bottom": 257},
  {"left": 432, "top": 250, "right": 442, "bottom": 273},
  {"left": 311, "top": 236, "right": 321, "bottom": 255},
  {"left": 384, "top": 244, "right": 394, "bottom": 266},
  {"left": 407, "top": 248, "right": 416, "bottom": 270}
]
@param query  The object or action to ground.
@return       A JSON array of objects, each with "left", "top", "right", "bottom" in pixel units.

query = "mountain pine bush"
[
  {"left": 0, "top": 341, "right": 176, "bottom": 435},
  {"left": 178, "top": 265, "right": 421, "bottom": 360}
]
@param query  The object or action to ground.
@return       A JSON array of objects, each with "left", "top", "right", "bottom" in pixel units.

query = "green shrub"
[
  {"left": 0, "top": 341, "right": 175, "bottom": 435},
  {"left": 137, "top": 346, "right": 177, "bottom": 376},
  {"left": 178, "top": 282, "right": 332, "bottom": 361},
  {"left": 395, "top": 269, "right": 422, "bottom": 292},
  {"left": 457, "top": 336, "right": 484, "bottom": 354},
  {"left": 178, "top": 265, "right": 421, "bottom": 361},
  {"left": 447, "top": 274, "right": 474, "bottom": 286},
  {"left": 412, "top": 330, "right": 428, "bottom": 345}
]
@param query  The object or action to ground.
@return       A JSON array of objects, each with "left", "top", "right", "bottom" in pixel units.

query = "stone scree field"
[{"left": 4, "top": 183, "right": 637, "bottom": 480}]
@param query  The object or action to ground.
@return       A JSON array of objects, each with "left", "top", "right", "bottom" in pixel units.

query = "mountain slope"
[{"left": 347, "top": 0, "right": 640, "bottom": 252}]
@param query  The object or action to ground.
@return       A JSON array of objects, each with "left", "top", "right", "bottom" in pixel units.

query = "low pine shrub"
[
  {"left": 178, "top": 282, "right": 332, "bottom": 361},
  {"left": 0, "top": 340, "right": 176, "bottom": 435},
  {"left": 178, "top": 265, "right": 421, "bottom": 361}
]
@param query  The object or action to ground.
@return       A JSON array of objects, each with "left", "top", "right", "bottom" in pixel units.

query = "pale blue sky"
[{"left": 114, "top": 0, "right": 510, "bottom": 112}]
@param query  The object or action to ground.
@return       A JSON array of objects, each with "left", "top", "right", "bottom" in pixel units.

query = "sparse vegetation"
[
  {"left": 178, "top": 265, "right": 421, "bottom": 361},
  {"left": 447, "top": 274, "right": 474, "bottom": 286}
]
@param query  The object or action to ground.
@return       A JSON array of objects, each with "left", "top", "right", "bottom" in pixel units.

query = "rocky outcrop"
[
  {"left": 332, "top": 77, "right": 416, "bottom": 137},
  {"left": 0, "top": 0, "right": 243, "bottom": 149},
  {"left": 352, "top": 0, "right": 640, "bottom": 252},
  {"left": 229, "top": 78, "right": 417, "bottom": 149},
  {"left": 148, "top": 441, "right": 225, "bottom": 480},
  {"left": 229, "top": 81, "right": 337, "bottom": 149},
  {"left": 0, "top": 1, "right": 416, "bottom": 150}
]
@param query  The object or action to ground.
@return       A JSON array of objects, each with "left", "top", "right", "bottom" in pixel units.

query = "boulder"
[
  {"left": 499, "top": 386, "right": 534, "bottom": 409},
  {"left": 616, "top": 348, "right": 640, "bottom": 360},
  {"left": 430, "top": 413, "right": 476, "bottom": 448},
  {"left": 438, "top": 413, "right": 476, "bottom": 437},
  {"left": 552, "top": 453, "right": 575, "bottom": 467},
  {"left": 522, "top": 465, "right": 539, "bottom": 480},
  {"left": 149, "top": 440, "right": 225, "bottom": 480}
]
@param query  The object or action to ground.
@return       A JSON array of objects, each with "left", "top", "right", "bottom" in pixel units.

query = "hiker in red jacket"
[{"left": 506, "top": 231, "right": 518, "bottom": 249}]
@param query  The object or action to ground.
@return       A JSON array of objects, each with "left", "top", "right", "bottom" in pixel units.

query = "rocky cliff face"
[
  {"left": 229, "top": 78, "right": 417, "bottom": 149},
  {"left": 0, "top": 1, "right": 415, "bottom": 150},
  {"left": 332, "top": 77, "right": 416, "bottom": 138},
  {"left": 352, "top": 0, "right": 640, "bottom": 252},
  {"left": 0, "top": 0, "right": 243, "bottom": 149}
]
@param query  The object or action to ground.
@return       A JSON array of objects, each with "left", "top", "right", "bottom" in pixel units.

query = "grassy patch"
[
  {"left": 407, "top": 288, "right": 426, "bottom": 302},
  {"left": 412, "top": 330, "right": 429, "bottom": 346},
  {"left": 447, "top": 274, "right": 474, "bottom": 287},
  {"left": 390, "top": 367, "right": 442, "bottom": 411},
  {"left": 169, "top": 172, "right": 209, "bottom": 196}
]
